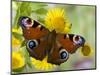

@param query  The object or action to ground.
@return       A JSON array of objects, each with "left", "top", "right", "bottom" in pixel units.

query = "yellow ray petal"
[{"left": 31, "top": 56, "right": 57, "bottom": 71}]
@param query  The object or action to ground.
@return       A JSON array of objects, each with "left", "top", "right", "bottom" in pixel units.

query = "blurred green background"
[{"left": 12, "top": 1, "right": 96, "bottom": 73}]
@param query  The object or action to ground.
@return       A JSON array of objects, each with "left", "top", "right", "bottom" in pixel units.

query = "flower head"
[
  {"left": 31, "top": 56, "right": 57, "bottom": 71},
  {"left": 12, "top": 51, "right": 25, "bottom": 70},
  {"left": 45, "top": 8, "right": 71, "bottom": 33},
  {"left": 12, "top": 28, "right": 22, "bottom": 48},
  {"left": 12, "top": 28, "right": 22, "bottom": 34},
  {"left": 81, "top": 44, "right": 93, "bottom": 56},
  {"left": 12, "top": 36, "right": 21, "bottom": 48}
]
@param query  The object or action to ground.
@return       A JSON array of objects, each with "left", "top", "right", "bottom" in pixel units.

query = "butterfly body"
[{"left": 19, "top": 16, "right": 85, "bottom": 65}]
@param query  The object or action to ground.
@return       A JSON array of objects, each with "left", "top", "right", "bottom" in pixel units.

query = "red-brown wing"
[
  {"left": 56, "top": 34, "right": 85, "bottom": 54},
  {"left": 19, "top": 16, "right": 49, "bottom": 40},
  {"left": 26, "top": 37, "right": 49, "bottom": 60},
  {"left": 47, "top": 33, "right": 85, "bottom": 65},
  {"left": 47, "top": 31, "right": 69, "bottom": 65},
  {"left": 19, "top": 16, "right": 50, "bottom": 60},
  {"left": 47, "top": 42, "right": 69, "bottom": 65},
  {"left": 22, "top": 27, "right": 49, "bottom": 40}
]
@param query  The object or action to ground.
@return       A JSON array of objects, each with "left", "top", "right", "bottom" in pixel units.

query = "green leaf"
[
  {"left": 12, "top": 65, "right": 25, "bottom": 73},
  {"left": 19, "top": 3, "right": 31, "bottom": 13},
  {"left": 22, "top": 47, "right": 33, "bottom": 68},
  {"left": 34, "top": 8, "right": 47, "bottom": 15},
  {"left": 12, "top": 32, "right": 23, "bottom": 41},
  {"left": 13, "top": 2, "right": 32, "bottom": 29},
  {"left": 20, "top": 40, "right": 26, "bottom": 47},
  {"left": 38, "top": 17, "right": 45, "bottom": 24},
  {"left": 27, "top": 59, "right": 33, "bottom": 68},
  {"left": 30, "top": 3, "right": 47, "bottom": 11},
  {"left": 13, "top": 9, "right": 20, "bottom": 29},
  {"left": 25, "top": 51, "right": 33, "bottom": 68}
]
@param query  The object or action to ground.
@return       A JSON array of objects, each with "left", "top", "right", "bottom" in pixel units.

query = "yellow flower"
[
  {"left": 31, "top": 56, "right": 57, "bottom": 71},
  {"left": 45, "top": 8, "right": 71, "bottom": 33},
  {"left": 12, "top": 51, "right": 25, "bottom": 70},
  {"left": 12, "top": 28, "right": 22, "bottom": 48},
  {"left": 12, "top": 36, "right": 20, "bottom": 48},
  {"left": 80, "top": 44, "right": 94, "bottom": 57},
  {"left": 12, "top": 28, "right": 22, "bottom": 34}
]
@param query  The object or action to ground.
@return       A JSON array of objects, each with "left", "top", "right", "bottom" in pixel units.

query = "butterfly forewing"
[
  {"left": 56, "top": 34, "right": 85, "bottom": 54},
  {"left": 19, "top": 16, "right": 50, "bottom": 60}
]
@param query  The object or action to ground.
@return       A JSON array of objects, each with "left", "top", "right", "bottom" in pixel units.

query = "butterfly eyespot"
[
  {"left": 59, "top": 49, "right": 69, "bottom": 60},
  {"left": 20, "top": 17, "right": 33, "bottom": 28},
  {"left": 73, "top": 35, "right": 82, "bottom": 45},
  {"left": 27, "top": 40, "right": 39, "bottom": 49}
]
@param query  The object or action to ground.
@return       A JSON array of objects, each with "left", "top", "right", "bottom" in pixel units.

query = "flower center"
[
  {"left": 52, "top": 17, "right": 65, "bottom": 32},
  {"left": 81, "top": 45, "right": 91, "bottom": 56}
]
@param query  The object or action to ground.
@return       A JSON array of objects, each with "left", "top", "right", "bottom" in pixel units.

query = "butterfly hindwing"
[
  {"left": 26, "top": 38, "right": 49, "bottom": 60},
  {"left": 47, "top": 42, "right": 69, "bottom": 65}
]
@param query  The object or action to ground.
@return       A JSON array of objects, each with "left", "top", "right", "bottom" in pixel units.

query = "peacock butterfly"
[{"left": 18, "top": 16, "right": 85, "bottom": 65}]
